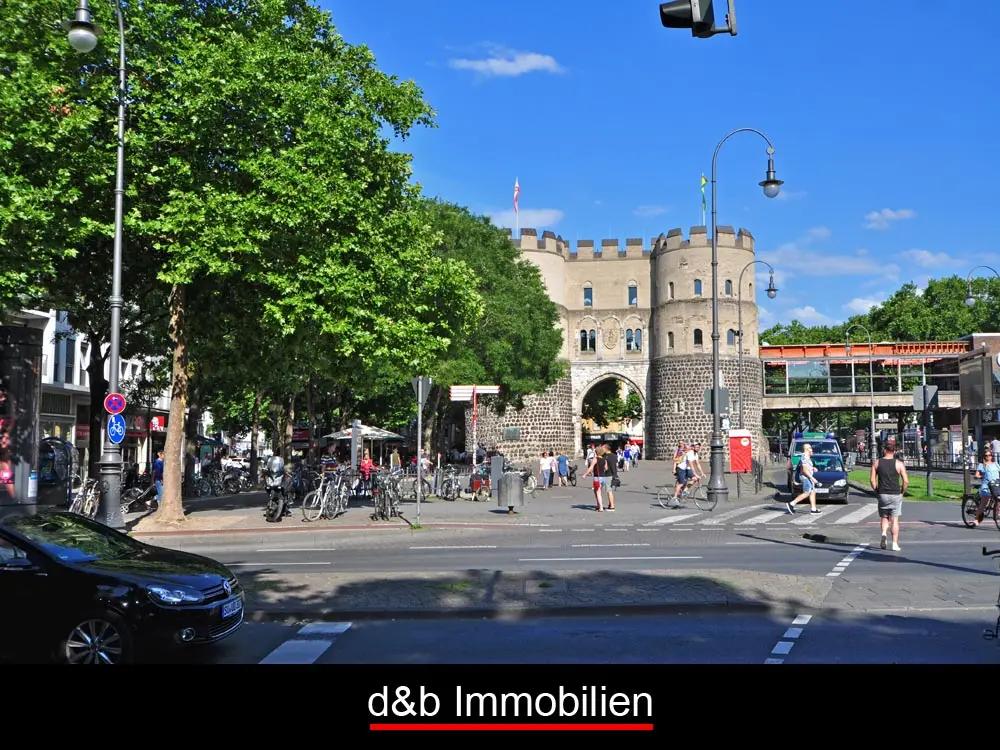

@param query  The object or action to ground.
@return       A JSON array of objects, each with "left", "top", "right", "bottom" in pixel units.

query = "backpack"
[{"left": 794, "top": 461, "right": 803, "bottom": 481}]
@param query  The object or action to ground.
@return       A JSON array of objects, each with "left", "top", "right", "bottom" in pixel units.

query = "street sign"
[
  {"left": 412, "top": 376, "right": 433, "bottom": 407},
  {"left": 502, "top": 427, "right": 521, "bottom": 441},
  {"left": 912, "top": 384, "right": 939, "bottom": 411},
  {"left": 104, "top": 392, "right": 127, "bottom": 415},
  {"left": 107, "top": 413, "right": 126, "bottom": 445},
  {"left": 704, "top": 388, "right": 730, "bottom": 415},
  {"left": 449, "top": 385, "right": 500, "bottom": 401}
]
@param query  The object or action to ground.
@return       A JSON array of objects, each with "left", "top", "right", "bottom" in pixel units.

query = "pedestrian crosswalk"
[
  {"left": 643, "top": 503, "right": 879, "bottom": 528},
  {"left": 258, "top": 622, "right": 352, "bottom": 664}
]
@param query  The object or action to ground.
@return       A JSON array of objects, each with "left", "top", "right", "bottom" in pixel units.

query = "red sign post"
[
  {"left": 103, "top": 392, "right": 127, "bottom": 415},
  {"left": 728, "top": 429, "right": 752, "bottom": 474}
]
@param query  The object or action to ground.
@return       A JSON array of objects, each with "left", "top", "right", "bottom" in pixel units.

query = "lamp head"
[
  {"left": 64, "top": 1, "right": 101, "bottom": 53},
  {"left": 965, "top": 282, "right": 976, "bottom": 308},
  {"left": 766, "top": 272, "right": 778, "bottom": 300},
  {"left": 759, "top": 156, "right": 783, "bottom": 199}
]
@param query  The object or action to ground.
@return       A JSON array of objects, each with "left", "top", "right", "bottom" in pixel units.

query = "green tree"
[{"left": 582, "top": 380, "right": 626, "bottom": 428}]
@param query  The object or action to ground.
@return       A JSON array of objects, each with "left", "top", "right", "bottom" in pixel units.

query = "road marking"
[
  {"left": 765, "top": 613, "right": 813, "bottom": 664},
  {"left": 298, "top": 622, "right": 352, "bottom": 636},
  {"left": 737, "top": 511, "right": 788, "bottom": 525},
  {"left": 410, "top": 545, "right": 498, "bottom": 550},
  {"left": 724, "top": 542, "right": 772, "bottom": 546},
  {"left": 771, "top": 641, "right": 795, "bottom": 656},
  {"left": 783, "top": 627, "right": 804, "bottom": 639},
  {"left": 826, "top": 572, "right": 842, "bottom": 577},
  {"left": 228, "top": 562, "right": 332, "bottom": 567},
  {"left": 256, "top": 548, "right": 337, "bottom": 553},
  {"left": 259, "top": 640, "right": 336, "bottom": 665},
  {"left": 834, "top": 505, "right": 878, "bottom": 524},
  {"left": 764, "top": 658, "right": 785, "bottom": 665},
  {"left": 789, "top": 512, "right": 823, "bottom": 525},
  {"left": 571, "top": 543, "right": 651, "bottom": 548},
  {"left": 699, "top": 503, "right": 769, "bottom": 525},
  {"left": 792, "top": 615, "right": 812, "bottom": 626},
  {"left": 539, "top": 529, "right": 563, "bottom": 533},
  {"left": 644, "top": 513, "right": 702, "bottom": 526},
  {"left": 518, "top": 556, "right": 703, "bottom": 562}
]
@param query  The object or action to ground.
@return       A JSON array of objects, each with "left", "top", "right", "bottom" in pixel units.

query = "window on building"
[
  {"left": 626, "top": 329, "right": 634, "bottom": 351},
  {"left": 583, "top": 283, "right": 593, "bottom": 307},
  {"left": 694, "top": 329, "right": 704, "bottom": 347},
  {"left": 65, "top": 338, "right": 75, "bottom": 385},
  {"left": 635, "top": 329, "right": 642, "bottom": 351},
  {"left": 694, "top": 279, "right": 703, "bottom": 297},
  {"left": 589, "top": 329, "right": 597, "bottom": 351},
  {"left": 727, "top": 329, "right": 737, "bottom": 346},
  {"left": 668, "top": 331, "right": 675, "bottom": 349},
  {"left": 668, "top": 282, "right": 674, "bottom": 300},
  {"left": 725, "top": 280, "right": 733, "bottom": 296},
  {"left": 53, "top": 339, "right": 63, "bottom": 383},
  {"left": 580, "top": 330, "right": 588, "bottom": 351},
  {"left": 628, "top": 284, "right": 638, "bottom": 306}
]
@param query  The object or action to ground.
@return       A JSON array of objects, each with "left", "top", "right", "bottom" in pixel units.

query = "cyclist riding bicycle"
[{"left": 974, "top": 449, "right": 1000, "bottom": 527}]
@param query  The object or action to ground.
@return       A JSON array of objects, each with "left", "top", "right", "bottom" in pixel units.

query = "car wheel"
[{"left": 60, "top": 611, "right": 134, "bottom": 665}]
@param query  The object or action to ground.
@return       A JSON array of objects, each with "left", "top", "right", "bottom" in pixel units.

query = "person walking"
[
  {"left": 787, "top": 443, "right": 822, "bottom": 514},
  {"left": 990, "top": 436, "right": 1000, "bottom": 461},
  {"left": 557, "top": 449, "right": 569, "bottom": 487},
  {"left": 672, "top": 441, "right": 689, "bottom": 503},
  {"left": 973, "top": 446, "right": 1000, "bottom": 528},
  {"left": 602, "top": 443, "right": 618, "bottom": 511},
  {"left": 870, "top": 438, "right": 909, "bottom": 550},
  {"left": 548, "top": 451, "right": 558, "bottom": 488},
  {"left": 582, "top": 444, "right": 605, "bottom": 511},
  {"left": 538, "top": 450, "right": 550, "bottom": 491},
  {"left": 586, "top": 444, "right": 596, "bottom": 464},
  {"left": 390, "top": 447, "right": 401, "bottom": 471},
  {"left": 151, "top": 450, "right": 165, "bottom": 508}
]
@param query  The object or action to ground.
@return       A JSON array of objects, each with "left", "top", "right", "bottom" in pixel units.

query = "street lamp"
[
  {"left": 965, "top": 265, "right": 1000, "bottom": 307},
  {"left": 64, "top": 0, "right": 128, "bottom": 529},
  {"left": 845, "top": 323, "right": 877, "bottom": 462},
  {"left": 737, "top": 261, "right": 778, "bottom": 429},
  {"left": 707, "top": 128, "right": 782, "bottom": 506}
]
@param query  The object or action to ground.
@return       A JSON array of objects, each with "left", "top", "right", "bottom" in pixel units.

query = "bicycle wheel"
[
  {"left": 196, "top": 478, "right": 212, "bottom": 497},
  {"left": 961, "top": 495, "right": 980, "bottom": 528},
  {"left": 301, "top": 490, "right": 323, "bottom": 522},
  {"left": 82, "top": 489, "right": 99, "bottom": 518},
  {"left": 657, "top": 486, "right": 675, "bottom": 509},
  {"left": 693, "top": 483, "right": 716, "bottom": 512},
  {"left": 524, "top": 475, "right": 537, "bottom": 493},
  {"left": 993, "top": 498, "right": 999, "bottom": 532}
]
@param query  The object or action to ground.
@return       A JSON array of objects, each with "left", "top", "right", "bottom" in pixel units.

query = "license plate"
[
  {"left": 815, "top": 487, "right": 829, "bottom": 494},
  {"left": 221, "top": 598, "right": 242, "bottom": 619}
]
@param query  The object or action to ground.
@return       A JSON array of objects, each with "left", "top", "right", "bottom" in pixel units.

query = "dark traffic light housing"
[{"left": 659, "top": 0, "right": 737, "bottom": 38}]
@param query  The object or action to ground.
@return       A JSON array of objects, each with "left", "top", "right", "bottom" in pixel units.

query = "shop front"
[{"left": 0, "top": 322, "right": 43, "bottom": 508}]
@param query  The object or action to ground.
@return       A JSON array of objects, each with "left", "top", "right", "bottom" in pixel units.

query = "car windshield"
[
  {"left": 3, "top": 513, "right": 143, "bottom": 564},
  {"left": 811, "top": 454, "right": 844, "bottom": 472},
  {"left": 795, "top": 441, "right": 839, "bottom": 455}
]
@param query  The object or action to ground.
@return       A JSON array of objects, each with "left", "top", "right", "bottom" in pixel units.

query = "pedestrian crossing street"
[{"left": 640, "top": 502, "right": 882, "bottom": 529}]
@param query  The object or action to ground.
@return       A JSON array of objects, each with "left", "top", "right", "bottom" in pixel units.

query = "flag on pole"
[
  {"left": 513, "top": 178, "right": 521, "bottom": 236},
  {"left": 700, "top": 173, "right": 708, "bottom": 226}
]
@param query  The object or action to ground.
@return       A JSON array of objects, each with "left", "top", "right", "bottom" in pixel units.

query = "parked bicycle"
[
  {"left": 69, "top": 478, "right": 100, "bottom": 519},
  {"left": 301, "top": 470, "right": 349, "bottom": 522},
  {"left": 439, "top": 466, "right": 463, "bottom": 501},
  {"left": 983, "top": 546, "right": 1000, "bottom": 642},
  {"left": 370, "top": 470, "right": 401, "bottom": 521}
]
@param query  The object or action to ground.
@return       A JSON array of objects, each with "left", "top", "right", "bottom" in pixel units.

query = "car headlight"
[
  {"left": 833, "top": 479, "right": 847, "bottom": 487},
  {"left": 147, "top": 585, "right": 205, "bottom": 605}
]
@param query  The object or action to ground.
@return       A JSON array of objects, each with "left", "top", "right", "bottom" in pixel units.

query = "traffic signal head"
[{"left": 659, "top": 0, "right": 715, "bottom": 38}]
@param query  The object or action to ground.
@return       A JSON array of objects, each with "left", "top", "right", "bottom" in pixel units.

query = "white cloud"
[
  {"left": 900, "top": 249, "right": 960, "bottom": 268},
  {"left": 449, "top": 48, "right": 564, "bottom": 77},
  {"left": 788, "top": 305, "right": 834, "bottom": 325},
  {"left": 633, "top": 205, "right": 670, "bottom": 218},
  {"left": 491, "top": 208, "right": 564, "bottom": 229},
  {"left": 805, "top": 226, "right": 832, "bottom": 241},
  {"left": 760, "top": 227, "right": 899, "bottom": 281},
  {"left": 864, "top": 208, "right": 917, "bottom": 230},
  {"left": 843, "top": 296, "right": 884, "bottom": 315},
  {"left": 758, "top": 306, "right": 776, "bottom": 324},
  {"left": 775, "top": 190, "right": 808, "bottom": 202}
]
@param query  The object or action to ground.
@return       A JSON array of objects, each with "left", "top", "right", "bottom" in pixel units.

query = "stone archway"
[{"left": 575, "top": 371, "right": 647, "bottom": 456}]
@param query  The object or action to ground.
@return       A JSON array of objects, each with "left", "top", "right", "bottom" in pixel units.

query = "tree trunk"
[
  {"left": 154, "top": 285, "right": 189, "bottom": 525},
  {"left": 282, "top": 394, "right": 296, "bottom": 461},
  {"left": 84, "top": 347, "right": 108, "bottom": 480},
  {"left": 306, "top": 381, "right": 316, "bottom": 463},
  {"left": 425, "top": 385, "right": 442, "bottom": 457},
  {"left": 249, "top": 390, "right": 261, "bottom": 480}
]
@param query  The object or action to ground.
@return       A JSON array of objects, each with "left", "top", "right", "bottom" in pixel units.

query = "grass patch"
[
  {"left": 537, "top": 581, "right": 553, "bottom": 589},
  {"left": 848, "top": 469, "right": 966, "bottom": 502},
  {"left": 437, "top": 580, "right": 474, "bottom": 593}
]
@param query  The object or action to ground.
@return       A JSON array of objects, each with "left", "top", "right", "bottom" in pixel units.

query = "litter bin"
[{"left": 498, "top": 471, "right": 525, "bottom": 513}]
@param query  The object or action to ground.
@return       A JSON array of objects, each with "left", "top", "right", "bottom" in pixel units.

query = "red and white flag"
[{"left": 513, "top": 178, "right": 520, "bottom": 215}]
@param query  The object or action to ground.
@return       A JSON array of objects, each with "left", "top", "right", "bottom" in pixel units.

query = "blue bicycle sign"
[{"left": 107, "top": 414, "right": 126, "bottom": 445}]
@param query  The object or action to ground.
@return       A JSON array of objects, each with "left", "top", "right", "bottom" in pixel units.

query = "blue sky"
[{"left": 321, "top": 1, "right": 1000, "bottom": 329}]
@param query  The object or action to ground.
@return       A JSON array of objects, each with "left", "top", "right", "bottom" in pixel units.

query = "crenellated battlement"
[{"left": 509, "top": 226, "right": 755, "bottom": 260}]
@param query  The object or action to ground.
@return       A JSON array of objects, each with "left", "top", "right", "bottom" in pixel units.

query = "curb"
[
  {"left": 244, "top": 599, "right": 776, "bottom": 624},
  {"left": 130, "top": 519, "right": 554, "bottom": 538}
]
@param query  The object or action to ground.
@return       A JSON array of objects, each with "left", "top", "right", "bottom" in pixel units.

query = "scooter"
[{"left": 263, "top": 456, "right": 291, "bottom": 523}]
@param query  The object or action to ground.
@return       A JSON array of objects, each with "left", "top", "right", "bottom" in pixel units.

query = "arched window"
[
  {"left": 727, "top": 329, "right": 737, "bottom": 346},
  {"left": 694, "top": 329, "right": 704, "bottom": 347},
  {"left": 635, "top": 329, "right": 642, "bottom": 351},
  {"left": 725, "top": 280, "right": 733, "bottom": 296},
  {"left": 589, "top": 329, "right": 596, "bottom": 351},
  {"left": 626, "top": 329, "right": 635, "bottom": 351},
  {"left": 668, "top": 331, "right": 675, "bottom": 349},
  {"left": 583, "top": 282, "right": 593, "bottom": 307},
  {"left": 628, "top": 284, "right": 638, "bottom": 306},
  {"left": 694, "top": 279, "right": 703, "bottom": 297},
  {"left": 580, "top": 330, "right": 589, "bottom": 351},
  {"left": 668, "top": 282, "right": 674, "bottom": 300}
]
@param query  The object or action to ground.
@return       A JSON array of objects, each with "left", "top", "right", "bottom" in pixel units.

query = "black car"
[
  {"left": 0, "top": 510, "right": 244, "bottom": 663},
  {"left": 788, "top": 452, "right": 850, "bottom": 503}
]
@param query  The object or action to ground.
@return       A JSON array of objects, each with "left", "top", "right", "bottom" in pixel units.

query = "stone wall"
[
  {"left": 646, "top": 355, "right": 764, "bottom": 462},
  {"left": 465, "top": 377, "right": 574, "bottom": 464}
]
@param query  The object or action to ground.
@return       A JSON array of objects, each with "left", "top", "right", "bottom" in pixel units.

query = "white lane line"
[
  {"left": 725, "top": 542, "right": 773, "bottom": 546},
  {"left": 699, "top": 503, "right": 769, "bottom": 525},
  {"left": 826, "top": 572, "right": 842, "bottom": 577},
  {"left": 792, "top": 615, "right": 813, "bottom": 626},
  {"left": 834, "top": 505, "right": 878, "bottom": 525},
  {"left": 409, "top": 545, "right": 498, "bottom": 550},
  {"left": 518, "top": 556, "right": 703, "bottom": 562},
  {"left": 256, "top": 548, "right": 337, "bottom": 553},
  {"left": 783, "top": 628, "right": 804, "bottom": 639},
  {"left": 259, "top": 640, "right": 336, "bottom": 665},
  {"left": 771, "top": 641, "right": 795, "bottom": 656},
  {"left": 298, "top": 622, "right": 352, "bottom": 636},
  {"left": 737, "top": 511, "right": 788, "bottom": 525},
  {"left": 228, "top": 562, "right": 332, "bottom": 567},
  {"left": 571, "top": 543, "right": 651, "bottom": 548},
  {"left": 789, "top": 512, "right": 823, "bottom": 525},
  {"left": 764, "top": 658, "right": 785, "bottom": 665},
  {"left": 644, "top": 513, "right": 702, "bottom": 526},
  {"left": 539, "top": 529, "right": 563, "bottom": 533},
  {"left": 636, "top": 529, "right": 659, "bottom": 533}
]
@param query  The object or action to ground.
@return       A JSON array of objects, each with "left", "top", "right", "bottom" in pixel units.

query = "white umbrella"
[{"left": 322, "top": 424, "right": 404, "bottom": 441}]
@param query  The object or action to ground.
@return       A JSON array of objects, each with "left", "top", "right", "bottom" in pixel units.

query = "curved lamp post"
[
  {"left": 737, "top": 261, "right": 778, "bottom": 429},
  {"left": 707, "top": 128, "right": 783, "bottom": 506},
  {"left": 64, "top": 0, "right": 128, "bottom": 529},
  {"left": 965, "top": 265, "right": 1000, "bottom": 307},
  {"left": 845, "top": 323, "right": 877, "bottom": 462}
]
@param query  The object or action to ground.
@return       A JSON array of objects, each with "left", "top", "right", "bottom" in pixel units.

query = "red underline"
[{"left": 370, "top": 723, "right": 654, "bottom": 732}]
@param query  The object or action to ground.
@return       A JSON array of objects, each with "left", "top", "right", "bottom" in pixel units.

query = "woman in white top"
[
  {"left": 538, "top": 451, "right": 550, "bottom": 491},
  {"left": 548, "top": 451, "right": 558, "bottom": 488}
]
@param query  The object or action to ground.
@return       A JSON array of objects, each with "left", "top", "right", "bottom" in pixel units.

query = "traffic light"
[{"left": 659, "top": 0, "right": 737, "bottom": 38}]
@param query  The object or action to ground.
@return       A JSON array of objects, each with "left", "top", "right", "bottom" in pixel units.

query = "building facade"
[{"left": 468, "top": 225, "right": 765, "bottom": 462}]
